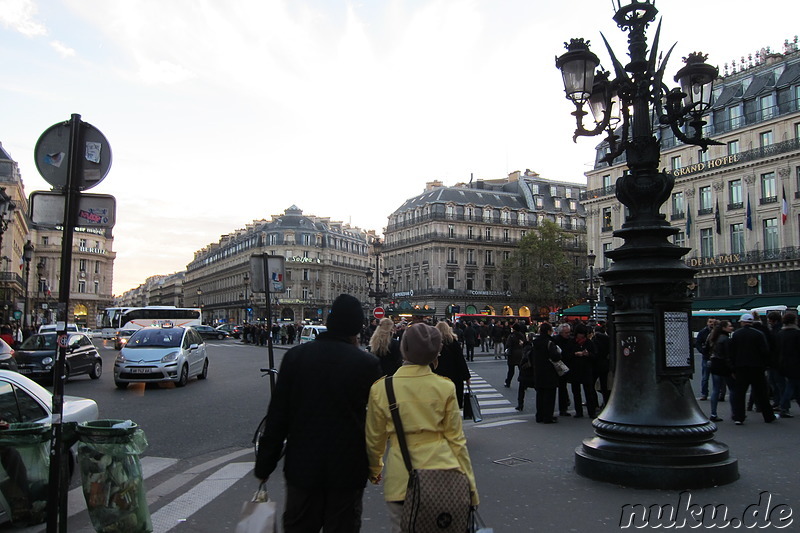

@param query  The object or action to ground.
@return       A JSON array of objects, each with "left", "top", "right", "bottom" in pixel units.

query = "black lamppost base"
[{"left": 576, "top": 431, "right": 739, "bottom": 489}]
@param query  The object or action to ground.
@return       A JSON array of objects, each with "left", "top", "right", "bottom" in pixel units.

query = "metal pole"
[
  {"left": 263, "top": 258, "right": 276, "bottom": 392},
  {"left": 47, "top": 113, "right": 82, "bottom": 533}
]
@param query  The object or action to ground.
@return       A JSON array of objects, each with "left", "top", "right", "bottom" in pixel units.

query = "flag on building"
[
  {"left": 685, "top": 202, "right": 692, "bottom": 238},
  {"left": 782, "top": 185, "right": 788, "bottom": 225},
  {"left": 715, "top": 199, "right": 721, "bottom": 234},
  {"left": 746, "top": 194, "right": 752, "bottom": 230}
]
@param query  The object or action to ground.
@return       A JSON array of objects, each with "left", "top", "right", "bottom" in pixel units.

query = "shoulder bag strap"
[{"left": 385, "top": 376, "right": 414, "bottom": 473}]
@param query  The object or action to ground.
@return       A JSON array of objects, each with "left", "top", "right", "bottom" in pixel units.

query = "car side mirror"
[{"left": 189, "top": 343, "right": 200, "bottom": 350}]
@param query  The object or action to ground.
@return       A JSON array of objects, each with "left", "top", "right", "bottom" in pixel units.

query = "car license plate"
[{"left": 129, "top": 368, "right": 152, "bottom": 374}]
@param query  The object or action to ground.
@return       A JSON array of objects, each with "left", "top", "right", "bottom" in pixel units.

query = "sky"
[{"left": 1, "top": 0, "right": 797, "bottom": 295}]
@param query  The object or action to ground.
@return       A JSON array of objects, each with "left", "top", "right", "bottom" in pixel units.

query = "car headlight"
[
  {"left": 42, "top": 357, "right": 54, "bottom": 365},
  {"left": 161, "top": 351, "right": 180, "bottom": 363},
  {"left": 115, "top": 353, "right": 126, "bottom": 363}
]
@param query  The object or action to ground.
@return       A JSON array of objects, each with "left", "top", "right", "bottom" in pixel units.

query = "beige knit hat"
[{"left": 400, "top": 323, "right": 442, "bottom": 365}]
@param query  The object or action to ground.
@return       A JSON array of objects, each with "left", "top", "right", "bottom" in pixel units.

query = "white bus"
[{"left": 99, "top": 306, "right": 203, "bottom": 339}]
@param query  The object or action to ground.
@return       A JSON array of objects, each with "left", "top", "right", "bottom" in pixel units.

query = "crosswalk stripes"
[{"left": 468, "top": 371, "right": 518, "bottom": 415}]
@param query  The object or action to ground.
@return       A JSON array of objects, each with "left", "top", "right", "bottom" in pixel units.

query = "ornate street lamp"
[
  {"left": 366, "top": 238, "right": 388, "bottom": 306},
  {"left": 587, "top": 250, "right": 596, "bottom": 322},
  {"left": 22, "top": 240, "right": 34, "bottom": 329},
  {"left": 555, "top": 0, "right": 737, "bottom": 488}
]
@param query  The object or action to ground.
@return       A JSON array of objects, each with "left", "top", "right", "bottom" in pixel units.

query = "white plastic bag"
[{"left": 235, "top": 483, "right": 277, "bottom": 533}]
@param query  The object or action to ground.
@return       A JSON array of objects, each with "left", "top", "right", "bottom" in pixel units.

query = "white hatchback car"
[{"left": 114, "top": 326, "right": 208, "bottom": 389}]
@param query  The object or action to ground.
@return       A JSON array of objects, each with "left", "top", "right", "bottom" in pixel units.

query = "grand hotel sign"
[{"left": 669, "top": 154, "right": 741, "bottom": 178}]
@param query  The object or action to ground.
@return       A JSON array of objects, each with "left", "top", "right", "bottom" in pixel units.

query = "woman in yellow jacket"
[{"left": 365, "top": 323, "right": 479, "bottom": 532}]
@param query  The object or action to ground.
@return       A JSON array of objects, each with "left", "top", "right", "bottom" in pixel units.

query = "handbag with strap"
[
  {"left": 235, "top": 482, "right": 277, "bottom": 533},
  {"left": 385, "top": 376, "right": 471, "bottom": 533},
  {"left": 464, "top": 383, "right": 482, "bottom": 423}
]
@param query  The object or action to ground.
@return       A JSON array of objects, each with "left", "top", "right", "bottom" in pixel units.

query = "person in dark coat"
[
  {"left": 516, "top": 339, "right": 535, "bottom": 412},
  {"left": 433, "top": 320, "right": 471, "bottom": 408},
  {"left": 569, "top": 324, "right": 598, "bottom": 418},
  {"left": 462, "top": 320, "right": 478, "bottom": 361},
  {"left": 591, "top": 324, "right": 611, "bottom": 408},
  {"left": 369, "top": 318, "right": 402, "bottom": 377},
  {"left": 777, "top": 312, "right": 800, "bottom": 418},
  {"left": 532, "top": 322, "right": 563, "bottom": 423},
  {"left": 553, "top": 323, "right": 576, "bottom": 416},
  {"left": 255, "top": 294, "right": 382, "bottom": 532},
  {"left": 707, "top": 320, "right": 735, "bottom": 422},
  {"left": 694, "top": 317, "right": 717, "bottom": 400},
  {"left": 728, "top": 313, "right": 776, "bottom": 424},
  {"left": 504, "top": 323, "right": 526, "bottom": 388}
]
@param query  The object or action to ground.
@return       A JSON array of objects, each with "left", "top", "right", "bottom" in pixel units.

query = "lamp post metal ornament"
[{"left": 555, "top": 0, "right": 737, "bottom": 488}]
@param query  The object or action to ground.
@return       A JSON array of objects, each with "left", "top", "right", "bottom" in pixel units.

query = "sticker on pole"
[{"left": 57, "top": 334, "right": 69, "bottom": 348}]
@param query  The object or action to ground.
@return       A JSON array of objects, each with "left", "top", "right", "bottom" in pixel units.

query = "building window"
[
  {"left": 760, "top": 172, "right": 777, "bottom": 204},
  {"left": 302, "top": 287, "right": 309, "bottom": 299},
  {"left": 727, "top": 140, "right": 740, "bottom": 155},
  {"left": 467, "top": 226, "right": 474, "bottom": 239},
  {"left": 760, "top": 130, "right": 774, "bottom": 148},
  {"left": 78, "top": 280, "right": 86, "bottom": 293},
  {"left": 602, "top": 175, "right": 612, "bottom": 188},
  {"left": 484, "top": 275, "right": 493, "bottom": 291},
  {"left": 729, "top": 104, "right": 742, "bottom": 129},
  {"left": 303, "top": 269, "right": 310, "bottom": 281},
  {"left": 79, "top": 238, "right": 87, "bottom": 248},
  {"left": 698, "top": 149, "right": 710, "bottom": 164},
  {"left": 485, "top": 227, "right": 491, "bottom": 241},
  {"left": 467, "top": 249, "right": 475, "bottom": 265},
  {"left": 602, "top": 207, "right": 613, "bottom": 231},
  {"left": 446, "top": 205, "right": 455, "bottom": 217},
  {"left": 94, "top": 280, "right": 99, "bottom": 294},
  {"left": 448, "top": 224, "right": 455, "bottom": 238},
  {"left": 79, "top": 259, "right": 87, "bottom": 271},
  {"left": 764, "top": 218, "right": 779, "bottom": 251},
  {"left": 447, "top": 271, "right": 456, "bottom": 290},
  {"left": 699, "top": 186, "right": 712, "bottom": 213},
  {"left": 673, "top": 231, "right": 686, "bottom": 248},
  {"left": 671, "top": 192, "right": 685, "bottom": 219},
  {"left": 760, "top": 93, "right": 775, "bottom": 121},
  {"left": 700, "top": 228, "right": 714, "bottom": 257},
  {"left": 602, "top": 243, "right": 613, "bottom": 269},
  {"left": 503, "top": 251, "right": 510, "bottom": 262},
  {"left": 485, "top": 250, "right": 493, "bottom": 266},
  {"left": 728, "top": 179, "right": 743, "bottom": 209},
  {"left": 447, "top": 248, "right": 456, "bottom": 263},
  {"left": 268, "top": 234, "right": 277, "bottom": 245},
  {"left": 41, "top": 236, "right": 49, "bottom": 246},
  {"left": 94, "top": 261, "right": 100, "bottom": 274},
  {"left": 503, "top": 229, "right": 510, "bottom": 242},
  {"left": 466, "top": 273, "right": 475, "bottom": 291},
  {"left": 554, "top": 198, "right": 562, "bottom": 209},
  {"left": 535, "top": 197, "right": 543, "bottom": 209},
  {"left": 671, "top": 155, "right": 682, "bottom": 170},
  {"left": 730, "top": 223, "right": 744, "bottom": 254}
]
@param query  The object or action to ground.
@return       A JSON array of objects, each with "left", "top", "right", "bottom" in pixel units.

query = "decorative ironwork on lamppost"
[
  {"left": 22, "top": 240, "right": 34, "bottom": 329},
  {"left": 555, "top": 0, "right": 737, "bottom": 488}
]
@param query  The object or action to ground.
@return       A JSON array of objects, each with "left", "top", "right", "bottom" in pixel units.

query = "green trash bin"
[
  {"left": 76, "top": 420, "right": 152, "bottom": 533},
  {"left": 0, "top": 422, "right": 51, "bottom": 525}
]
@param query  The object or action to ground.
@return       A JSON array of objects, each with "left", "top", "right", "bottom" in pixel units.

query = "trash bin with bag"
[{"left": 76, "top": 419, "right": 152, "bottom": 533}]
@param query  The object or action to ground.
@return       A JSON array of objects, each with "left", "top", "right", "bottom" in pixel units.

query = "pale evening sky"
[{"left": 1, "top": 0, "right": 796, "bottom": 295}]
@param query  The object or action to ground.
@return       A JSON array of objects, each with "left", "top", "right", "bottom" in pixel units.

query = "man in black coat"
[
  {"left": 255, "top": 294, "right": 382, "bottom": 532},
  {"left": 728, "top": 313, "right": 776, "bottom": 425}
]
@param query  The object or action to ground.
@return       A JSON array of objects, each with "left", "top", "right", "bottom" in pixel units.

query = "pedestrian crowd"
[
  {"left": 240, "top": 322, "right": 299, "bottom": 345},
  {"left": 696, "top": 310, "right": 800, "bottom": 424}
]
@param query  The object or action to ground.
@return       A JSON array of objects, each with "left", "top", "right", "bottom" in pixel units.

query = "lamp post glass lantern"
[{"left": 555, "top": 0, "right": 737, "bottom": 488}]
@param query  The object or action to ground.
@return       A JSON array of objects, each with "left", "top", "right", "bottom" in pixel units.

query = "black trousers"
[
  {"left": 535, "top": 387, "right": 557, "bottom": 422},
  {"left": 731, "top": 367, "right": 775, "bottom": 423},
  {"left": 557, "top": 375, "right": 570, "bottom": 413},
  {"left": 284, "top": 484, "right": 364, "bottom": 533},
  {"left": 570, "top": 379, "right": 598, "bottom": 417}
]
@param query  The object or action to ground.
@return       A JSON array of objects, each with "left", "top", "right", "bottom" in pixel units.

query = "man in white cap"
[{"left": 728, "top": 313, "right": 776, "bottom": 425}]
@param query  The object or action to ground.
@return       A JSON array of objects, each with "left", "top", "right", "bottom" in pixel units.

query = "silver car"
[{"left": 114, "top": 326, "right": 208, "bottom": 389}]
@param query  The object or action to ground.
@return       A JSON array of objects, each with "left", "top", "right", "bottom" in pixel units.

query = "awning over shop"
[{"left": 561, "top": 303, "right": 591, "bottom": 316}]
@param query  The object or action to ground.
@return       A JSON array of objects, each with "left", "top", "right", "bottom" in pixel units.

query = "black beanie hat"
[{"left": 326, "top": 294, "right": 364, "bottom": 336}]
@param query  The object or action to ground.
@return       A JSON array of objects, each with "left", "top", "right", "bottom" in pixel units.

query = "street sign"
[
  {"left": 57, "top": 334, "right": 69, "bottom": 348},
  {"left": 29, "top": 191, "right": 116, "bottom": 228},
  {"left": 34, "top": 119, "right": 112, "bottom": 190},
  {"left": 373, "top": 307, "right": 385, "bottom": 319}
]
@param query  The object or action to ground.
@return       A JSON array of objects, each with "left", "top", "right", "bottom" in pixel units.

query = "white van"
[
  {"left": 38, "top": 323, "right": 80, "bottom": 334},
  {"left": 300, "top": 325, "right": 327, "bottom": 344}
]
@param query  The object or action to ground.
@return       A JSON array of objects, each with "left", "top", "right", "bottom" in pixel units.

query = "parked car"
[
  {"left": 192, "top": 325, "right": 229, "bottom": 340},
  {"left": 114, "top": 329, "right": 137, "bottom": 350},
  {"left": 215, "top": 324, "right": 241, "bottom": 339},
  {"left": 14, "top": 333, "right": 103, "bottom": 383},
  {"left": 300, "top": 325, "right": 327, "bottom": 344},
  {"left": 0, "top": 339, "right": 16, "bottom": 372},
  {"left": 114, "top": 326, "right": 208, "bottom": 388},
  {"left": 0, "top": 369, "right": 99, "bottom": 525}
]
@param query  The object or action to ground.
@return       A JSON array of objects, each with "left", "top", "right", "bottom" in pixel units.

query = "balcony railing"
[
  {"left": 728, "top": 202, "right": 743, "bottom": 211},
  {"left": 760, "top": 196, "right": 778, "bottom": 205},
  {"left": 698, "top": 208, "right": 713, "bottom": 216},
  {"left": 670, "top": 212, "right": 686, "bottom": 221}
]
